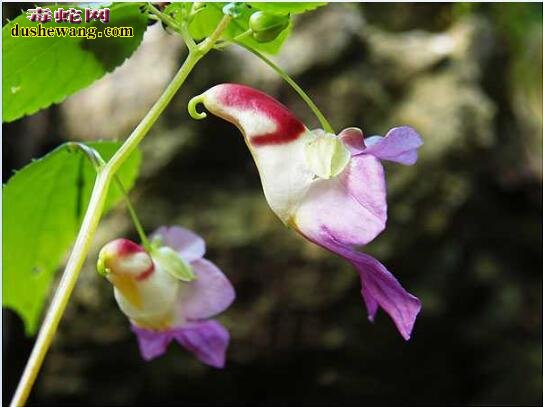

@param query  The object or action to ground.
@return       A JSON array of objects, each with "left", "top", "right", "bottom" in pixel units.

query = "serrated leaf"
[
  {"left": 188, "top": 2, "right": 292, "bottom": 54},
  {"left": 248, "top": 2, "right": 327, "bottom": 15},
  {"left": 3, "top": 3, "right": 148, "bottom": 123},
  {"left": 150, "top": 246, "right": 196, "bottom": 282},
  {"left": 2, "top": 141, "right": 141, "bottom": 334}
]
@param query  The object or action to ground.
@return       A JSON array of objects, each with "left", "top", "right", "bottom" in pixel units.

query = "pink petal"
[
  {"left": 179, "top": 259, "right": 236, "bottom": 320},
  {"left": 355, "top": 253, "right": 421, "bottom": 340},
  {"left": 152, "top": 226, "right": 206, "bottom": 262},
  {"left": 293, "top": 153, "right": 417, "bottom": 337},
  {"left": 297, "top": 228, "right": 421, "bottom": 340},
  {"left": 294, "top": 154, "right": 387, "bottom": 247},
  {"left": 172, "top": 320, "right": 229, "bottom": 368},
  {"left": 131, "top": 321, "right": 230, "bottom": 368},
  {"left": 361, "top": 283, "right": 379, "bottom": 322},
  {"left": 131, "top": 324, "right": 172, "bottom": 361},
  {"left": 363, "top": 126, "right": 423, "bottom": 165},
  {"left": 338, "top": 127, "right": 366, "bottom": 154}
]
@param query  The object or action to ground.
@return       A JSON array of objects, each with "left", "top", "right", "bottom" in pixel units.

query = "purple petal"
[
  {"left": 294, "top": 154, "right": 387, "bottom": 247},
  {"left": 338, "top": 127, "right": 366, "bottom": 154},
  {"left": 179, "top": 258, "right": 236, "bottom": 320},
  {"left": 361, "top": 283, "right": 379, "bottom": 322},
  {"left": 131, "top": 325, "right": 173, "bottom": 361},
  {"left": 363, "top": 126, "right": 423, "bottom": 165},
  {"left": 295, "top": 228, "right": 421, "bottom": 340},
  {"left": 172, "top": 320, "right": 229, "bottom": 368},
  {"left": 355, "top": 253, "right": 421, "bottom": 340},
  {"left": 152, "top": 226, "right": 206, "bottom": 262}
]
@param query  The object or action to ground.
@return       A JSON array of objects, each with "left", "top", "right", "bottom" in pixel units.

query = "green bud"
[
  {"left": 150, "top": 246, "right": 196, "bottom": 282},
  {"left": 249, "top": 11, "right": 290, "bottom": 43}
]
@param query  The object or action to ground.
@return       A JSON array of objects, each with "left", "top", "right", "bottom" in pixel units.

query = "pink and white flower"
[
  {"left": 97, "top": 226, "right": 235, "bottom": 367},
  {"left": 189, "top": 84, "right": 423, "bottom": 340}
]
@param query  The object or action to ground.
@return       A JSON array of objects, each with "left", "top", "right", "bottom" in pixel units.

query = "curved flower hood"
[{"left": 190, "top": 84, "right": 423, "bottom": 340}]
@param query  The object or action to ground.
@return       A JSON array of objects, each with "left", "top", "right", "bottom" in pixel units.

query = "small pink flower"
[
  {"left": 190, "top": 84, "right": 423, "bottom": 340},
  {"left": 98, "top": 226, "right": 235, "bottom": 368}
]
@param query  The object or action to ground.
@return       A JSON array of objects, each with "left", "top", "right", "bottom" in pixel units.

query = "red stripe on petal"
[
  {"left": 115, "top": 239, "right": 145, "bottom": 256},
  {"left": 216, "top": 84, "right": 306, "bottom": 146},
  {"left": 135, "top": 263, "right": 155, "bottom": 281}
]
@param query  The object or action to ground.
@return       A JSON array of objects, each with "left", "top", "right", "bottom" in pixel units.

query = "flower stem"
[
  {"left": 234, "top": 41, "right": 335, "bottom": 134},
  {"left": 146, "top": 2, "right": 179, "bottom": 30},
  {"left": 10, "top": 170, "right": 110, "bottom": 407},
  {"left": 113, "top": 177, "right": 150, "bottom": 248},
  {"left": 146, "top": 3, "right": 197, "bottom": 51},
  {"left": 67, "top": 141, "right": 150, "bottom": 248},
  {"left": 10, "top": 15, "right": 232, "bottom": 407}
]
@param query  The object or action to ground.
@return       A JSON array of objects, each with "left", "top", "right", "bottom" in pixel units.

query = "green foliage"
[
  {"left": 163, "top": 2, "right": 191, "bottom": 18},
  {"left": 2, "top": 142, "right": 141, "bottom": 334},
  {"left": 2, "top": 3, "right": 148, "bottom": 123},
  {"left": 247, "top": 2, "right": 327, "bottom": 15},
  {"left": 188, "top": 2, "right": 292, "bottom": 54}
]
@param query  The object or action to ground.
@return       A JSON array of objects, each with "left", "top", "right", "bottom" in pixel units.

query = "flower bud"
[{"left": 249, "top": 11, "right": 289, "bottom": 43}]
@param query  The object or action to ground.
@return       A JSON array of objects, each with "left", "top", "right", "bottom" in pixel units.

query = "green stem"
[
  {"left": 231, "top": 29, "right": 253, "bottom": 43},
  {"left": 10, "top": 170, "right": 110, "bottom": 407},
  {"left": 67, "top": 142, "right": 150, "bottom": 247},
  {"left": 146, "top": 3, "right": 197, "bottom": 51},
  {"left": 113, "top": 177, "right": 150, "bottom": 248},
  {"left": 146, "top": 3, "right": 178, "bottom": 29},
  {"left": 10, "top": 15, "right": 232, "bottom": 407},
  {"left": 234, "top": 41, "right": 335, "bottom": 134},
  {"left": 66, "top": 141, "right": 106, "bottom": 168},
  {"left": 105, "top": 15, "right": 232, "bottom": 177}
]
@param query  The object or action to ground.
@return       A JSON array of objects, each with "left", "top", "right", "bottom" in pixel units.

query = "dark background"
[{"left": 3, "top": 3, "right": 542, "bottom": 406}]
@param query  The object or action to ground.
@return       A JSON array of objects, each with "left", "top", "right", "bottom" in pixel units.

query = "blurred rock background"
[{"left": 3, "top": 3, "right": 542, "bottom": 405}]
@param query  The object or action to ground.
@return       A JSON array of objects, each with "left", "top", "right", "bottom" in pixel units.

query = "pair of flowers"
[{"left": 98, "top": 84, "right": 423, "bottom": 368}]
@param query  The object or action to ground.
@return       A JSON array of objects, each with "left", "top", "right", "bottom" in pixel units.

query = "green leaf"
[
  {"left": 2, "top": 141, "right": 141, "bottom": 334},
  {"left": 248, "top": 2, "right": 327, "bottom": 15},
  {"left": 3, "top": 3, "right": 148, "bottom": 123},
  {"left": 163, "top": 2, "right": 190, "bottom": 22},
  {"left": 150, "top": 246, "right": 196, "bottom": 282},
  {"left": 188, "top": 2, "right": 292, "bottom": 54}
]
